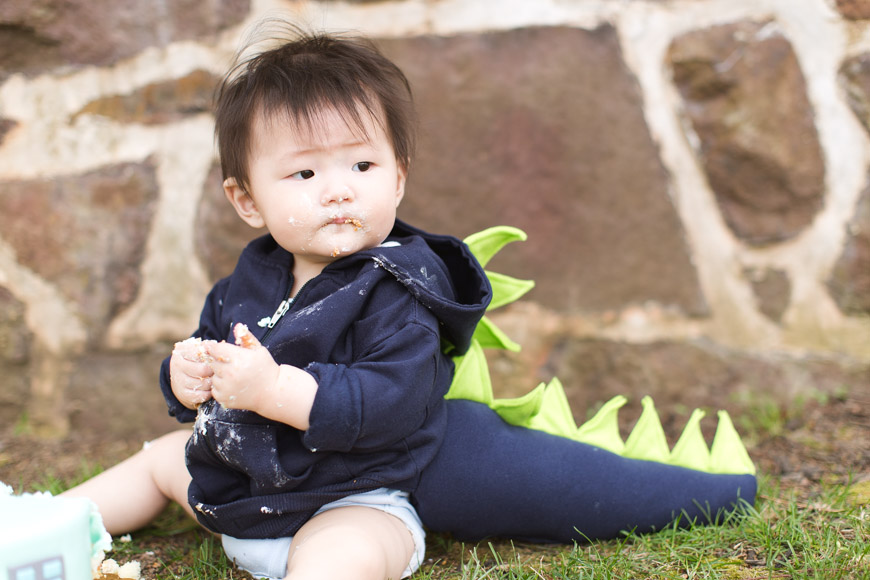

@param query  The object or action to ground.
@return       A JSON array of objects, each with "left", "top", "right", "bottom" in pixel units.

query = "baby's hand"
[
  {"left": 205, "top": 324, "right": 279, "bottom": 413},
  {"left": 170, "top": 337, "right": 216, "bottom": 409}
]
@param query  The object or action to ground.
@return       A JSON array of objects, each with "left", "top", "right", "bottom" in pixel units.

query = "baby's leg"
[
  {"left": 62, "top": 429, "right": 194, "bottom": 535},
  {"left": 283, "top": 506, "right": 415, "bottom": 580}
]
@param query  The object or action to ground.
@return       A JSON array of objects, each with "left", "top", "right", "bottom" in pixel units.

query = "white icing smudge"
[
  {"left": 194, "top": 401, "right": 218, "bottom": 438},
  {"left": 294, "top": 301, "right": 324, "bottom": 318},
  {"left": 195, "top": 503, "right": 217, "bottom": 517}
]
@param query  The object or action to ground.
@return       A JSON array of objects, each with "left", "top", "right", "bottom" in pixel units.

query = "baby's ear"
[
  {"left": 395, "top": 164, "right": 408, "bottom": 207},
  {"left": 224, "top": 178, "right": 265, "bottom": 228}
]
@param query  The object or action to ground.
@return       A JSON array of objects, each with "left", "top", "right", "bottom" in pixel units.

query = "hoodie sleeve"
[
  {"left": 159, "top": 277, "right": 232, "bottom": 423},
  {"left": 301, "top": 287, "right": 448, "bottom": 453}
]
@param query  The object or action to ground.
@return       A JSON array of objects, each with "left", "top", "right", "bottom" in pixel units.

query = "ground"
[{"left": 1, "top": 391, "right": 868, "bottom": 577}]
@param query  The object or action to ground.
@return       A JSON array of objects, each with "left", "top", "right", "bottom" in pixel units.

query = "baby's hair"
[{"left": 215, "top": 20, "right": 417, "bottom": 194}]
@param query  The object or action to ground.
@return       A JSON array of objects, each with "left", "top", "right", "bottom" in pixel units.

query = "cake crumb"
[
  {"left": 93, "top": 558, "right": 141, "bottom": 580},
  {"left": 118, "top": 561, "right": 141, "bottom": 580},
  {"left": 233, "top": 322, "right": 259, "bottom": 349}
]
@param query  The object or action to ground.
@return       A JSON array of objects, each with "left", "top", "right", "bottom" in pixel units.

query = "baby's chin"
[
  {"left": 327, "top": 237, "right": 384, "bottom": 258},
  {"left": 319, "top": 228, "right": 389, "bottom": 257}
]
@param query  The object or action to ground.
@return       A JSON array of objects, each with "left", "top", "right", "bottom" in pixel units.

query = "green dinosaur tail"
[{"left": 446, "top": 226, "right": 755, "bottom": 476}]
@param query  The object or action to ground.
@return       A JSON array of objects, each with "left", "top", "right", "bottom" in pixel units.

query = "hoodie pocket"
[{"left": 207, "top": 420, "right": 313, "bottom": 494}]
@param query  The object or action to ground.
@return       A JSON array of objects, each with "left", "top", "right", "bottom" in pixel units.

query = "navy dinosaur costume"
[
  {"left": 414, "top": 226, "right": 756, "bottom": 543},
  {"left": 161, "top": 220, "right": 756, "bottom": 543}
]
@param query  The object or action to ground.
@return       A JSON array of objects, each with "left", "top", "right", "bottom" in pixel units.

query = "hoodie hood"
[{"left": 368, "top": 219, "right": 492, "bottom": 355}]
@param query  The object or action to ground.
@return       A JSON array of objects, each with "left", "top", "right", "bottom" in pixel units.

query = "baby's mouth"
[{"left": 328, "top": 216, "right": 364, "bottom": 230}]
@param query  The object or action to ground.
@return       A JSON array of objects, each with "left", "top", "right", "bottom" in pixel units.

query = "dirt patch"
[
  {"left": 0, "top": 429, "right": 146, "bottom": 489},
  {"left": 751, "top": 393, "right": 870, "bottom": 489}
]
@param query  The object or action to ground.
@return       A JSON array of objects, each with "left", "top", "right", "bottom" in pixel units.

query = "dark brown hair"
[{"left": 214, "top": 23, "right": 417, "bottom": 194}]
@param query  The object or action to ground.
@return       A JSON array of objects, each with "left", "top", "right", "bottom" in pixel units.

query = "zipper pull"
[{"left": 266, "top": 298, "right": 292, "bottom": 328}]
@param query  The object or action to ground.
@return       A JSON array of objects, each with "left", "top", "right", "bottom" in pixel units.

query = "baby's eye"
[
  {"left": 353, "top": 162, "right": 372, "bottom": 173},
  {"left": 290, "top": 169, "right": 315, "bottom": 180}
]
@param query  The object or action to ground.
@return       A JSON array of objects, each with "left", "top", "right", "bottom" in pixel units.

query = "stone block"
[
  {"left": 834, "top": 0, "right": 870, "bottom": 20},
  {"left": 840, "top": 52, "right": 870, "bottom": 134},
  {"left": 0, "top": 286, "right": 30, "bottom": 364},
  {"left": 0, "top": 286, "right": 31, "bottom": 429},
  {"left": 829, "top": 186, "right": 870, "bottom": 314},
  {"left": 195, "top": 162, "right": 262, "bottom": 283},
  {"left": 379, "top": 26, "right": 707, "bottom": 315},
  {"left": 668, "top": 20, "right": 826, "bottom": 245},
  {"left": 745, "top": 267, "right": 791, "bottom": 324},
  {"left": 73, "top": 69, "right": 221, "bottom": 125},
  {"left": 0, "top": 0, "right": 250, "bottom": 76},
  {"left": 66, "top": 347, "right": 180, "bottom": 440},
  {"left": 0, "top": 119, "right": 18, "bottom": 147},
  {"left": 0, "top": 161, "right": 158, "bottom": 346}
]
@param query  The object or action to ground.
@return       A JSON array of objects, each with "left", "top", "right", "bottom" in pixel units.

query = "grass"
[
  {"left": 731, "top": 388, "right": 844, "bottom": 445},
  {"left": 33, "top": 471, "right": 869, "bottom": 580},
  {"left": 391, "top": 477, "right": 868, "bottom": 579},
  {"left": 22, "top": 389, "right": 868, "bottom": 580}
]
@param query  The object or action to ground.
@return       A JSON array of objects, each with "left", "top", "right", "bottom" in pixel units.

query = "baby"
[{"left": 69, "top": 24, "right": 491, "bottom": 580}]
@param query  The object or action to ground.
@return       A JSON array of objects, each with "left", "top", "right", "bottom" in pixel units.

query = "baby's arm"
[
  {"left": 206, "top": 324, "right": 318, "bottom": 430},
  {"left": 169, "top": 337, "right": 216, "bottom": 409}
]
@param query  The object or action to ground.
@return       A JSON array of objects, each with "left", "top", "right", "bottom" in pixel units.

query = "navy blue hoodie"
[{"left": 159, "top": 220, "right": 491, "bottom": 538}]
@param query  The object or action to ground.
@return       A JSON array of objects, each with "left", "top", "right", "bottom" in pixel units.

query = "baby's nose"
[{"left": 323, "top": 185, "right": 354, "bottom": 205}]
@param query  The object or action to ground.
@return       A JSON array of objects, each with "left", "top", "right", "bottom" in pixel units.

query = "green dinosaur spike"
[
  {"left": 464, "top": 226, "right": 528, "bottom": 268},
  {"left": 669, "top": 408, "right": 711, "bottom": 472},
  {"left": 710, "top": 410, "right": 756, "bottom": 475},
  {"left": 527, "top": 378, "right": 578, "bottom": 439},
  {"left": 486, "top": 271, "right": 536, "bottom": 311},
  {"left": 575, "top": 395, "right": 627, "bottom": 455},
  {"left": 472, "top": 316, "right": 521, "bottom": 352},
  {"left": 450, "top": 225, "right": 757, "bottom": 477},
  {"left": 491, "top": 382, "right": 546, "bottom": 426},
  {"left": 446, "top": 339, "right": 494, "bottom": 404},
  {"left": 623, "top": 396, "right": 671, "bottom": 464}
]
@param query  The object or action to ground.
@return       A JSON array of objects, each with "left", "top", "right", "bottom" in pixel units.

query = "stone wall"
[{"left": 1, "top": 0, "right": 868, "bottom": 439}]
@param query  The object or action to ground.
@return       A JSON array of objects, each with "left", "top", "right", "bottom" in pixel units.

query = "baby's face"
[{"left": 238, "top": 105, "right": 406, "bottom": 274}]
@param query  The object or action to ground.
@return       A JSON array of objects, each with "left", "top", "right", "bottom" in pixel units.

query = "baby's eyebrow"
[{"left": 282, "top": 139, "right": 373, "bottom": 159}]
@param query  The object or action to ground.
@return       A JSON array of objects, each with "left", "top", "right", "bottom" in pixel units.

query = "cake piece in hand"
[{"left": 233, "top": 322, "right": 261, "bottom": 349}]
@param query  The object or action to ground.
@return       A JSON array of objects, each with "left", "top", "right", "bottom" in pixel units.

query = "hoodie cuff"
[{"left": 159, "top": 356, "right": 197, "bottom": 423}]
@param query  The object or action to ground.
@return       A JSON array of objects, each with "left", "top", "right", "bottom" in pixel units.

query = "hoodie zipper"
[
  {"left": 265, "top": 298, "right": 292, "bottom": 328},
  {"left": 259, "top": 277, "right": 316, "bottom": 344},
  {"left": 259, "top": 292, "right": 292, "bottom": 344}
]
